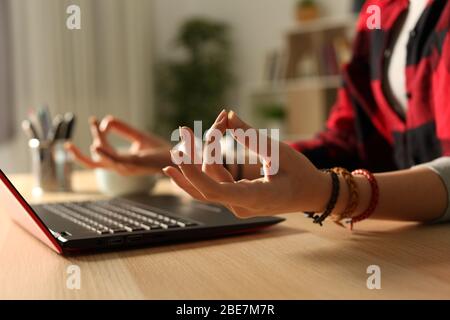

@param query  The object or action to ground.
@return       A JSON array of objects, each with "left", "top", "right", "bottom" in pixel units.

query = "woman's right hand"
[
  {"left": 66, "top": 116, "right": 172, "bottom": 176},
  {"left": 163, "top": 111, "right": 330, "bottom": 218}
]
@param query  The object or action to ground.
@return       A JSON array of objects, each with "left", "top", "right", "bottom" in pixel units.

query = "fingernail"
[
  {"left": 170, "top": 149, "right": 184, "bottom": 157},
  {"left": 89, "top": 116, "right": 98, "bottom": 125},
  {"left": 205, "top": 129, "right": 215, "bottom": 144},
  {"left": 215, "top": 110, "right": 227, "bottom": 123},
  {"left": 170, "top": 149, "right": 185, "bottom": 166}
]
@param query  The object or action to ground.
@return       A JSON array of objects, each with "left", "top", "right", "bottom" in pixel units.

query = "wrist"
[
  {"left": 350, "top": 174, "right": 372, "bottom": 218},
  {"left": 306, "top": 170, "right": 363, "bottom": 218},
  {"left": 330, "top": 173, "right": 371, "bottom": 220},
  {"left": 332, "top": 175, "right": 349, "bottom": 217},
  {"left": 308, "top": 170, "right": 333, "bottom": 213}
]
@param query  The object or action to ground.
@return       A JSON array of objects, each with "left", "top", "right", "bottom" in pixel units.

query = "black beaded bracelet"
[{"left": 305, "top": 170, "right": 340, "bottom": 226}]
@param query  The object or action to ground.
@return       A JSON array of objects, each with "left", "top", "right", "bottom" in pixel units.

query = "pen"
[
  {"left": 21, "top": 120, "right": 39, "bottom": 140},
  {"left": 48, "top": 115, "right": 64, "bottom": 143},
  {"left": 63, "top": 113, "right": 76, "bottom": 140},
  {"left": 27, "top": 108, "right": 44, "bottom": 140},
  {"left": 38, "top": 105, "right": 52, "bottom": 140}
]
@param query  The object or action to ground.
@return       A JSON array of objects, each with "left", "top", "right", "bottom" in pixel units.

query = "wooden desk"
[{"left": 1, "top": 171, "right": 450, "bottom": 299}]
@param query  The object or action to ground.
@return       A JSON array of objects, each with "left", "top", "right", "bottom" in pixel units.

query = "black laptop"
[{"left": 0, "top": 170, "right": 284, "bottom": 255}]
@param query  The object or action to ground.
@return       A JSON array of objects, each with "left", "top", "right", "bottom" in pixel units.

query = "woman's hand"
[
  {"left": 66, "top": 116, "right": 172, "bottom": 176},
  {"left": 163, "top": 111, "right": 330, "bottom": 218}
]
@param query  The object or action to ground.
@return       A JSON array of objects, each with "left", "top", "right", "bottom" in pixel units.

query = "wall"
[
  {"left": 0, "top": 0, "right": 155, "bottom": 173},
  {"left": 0, "top": 0, "right": 353, "bottom": 173},
  {"left": 151, "top": 0, "right": 353, "bottom": 118}
]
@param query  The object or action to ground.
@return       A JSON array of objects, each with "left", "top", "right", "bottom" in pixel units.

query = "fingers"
[
  {"left": 67, "top": 117, "right": 112, "bottom": 169},
  {"left": 227, "top": 110, "right": 253, "bottom": 131},
  {"left": 178, "top": 126, "right": 202, "bottom": 170},
  {"left": 163, "top": 165, "right": 252, "bottom": 216},
  {"left": 172, "top": 150, "right": 223, "bottom": 200},
  {"left": 100, "top": 115, "right": 167, "bottom": 148},
  {"left": 95, "top": 146, "right": 167, "bottom": 175},
  {"left": 171, "top": 150, "right": 267, "bottom": 208},
  {"left": 89, "top": 117, "right": 101, "bottom": 141},
  {"left": 95, "top": 146, "right": 139, "bottom": 166},
  {"left": 227, "top": 111, "right": 281, "bottom": 161},
  {"left": 162, "top": 166, "right": 206, "bottom": 201},
  {"left": 203, "top": 110, "right": 234, "bottom": 182},
  {"left": 65, "top": 143, "right": 102, "bottom": 169},
  {"left": 89, "top": 117, "right": 111, "bottom": 150}
]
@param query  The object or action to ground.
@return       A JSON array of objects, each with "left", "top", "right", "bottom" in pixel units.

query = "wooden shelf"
[
  {"left": 248, "top": 14, "right": 357, "bottom": 137},
  {"left": 287, "top": 14, "right": 358, "bottom": 35},
  {"left": 250, "top": 75, "right": 342, "bottom": 96}
]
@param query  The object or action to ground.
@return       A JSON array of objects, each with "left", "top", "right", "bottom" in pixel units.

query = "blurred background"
[{"left": 0, "top": 0, "right": 365, "bottom": 173}]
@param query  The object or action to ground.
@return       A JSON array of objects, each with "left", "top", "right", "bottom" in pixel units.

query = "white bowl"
[{"left": 95, "top": 169, "right": 157, "bottom": 197}]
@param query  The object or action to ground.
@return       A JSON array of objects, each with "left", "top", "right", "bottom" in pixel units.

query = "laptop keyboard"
[{"left": 42, "top": 200, "right": 198, "bottom": 235}]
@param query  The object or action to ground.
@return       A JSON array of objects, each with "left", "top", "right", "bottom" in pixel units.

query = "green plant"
[
  {"left": 156, "top": 18, "right": 232, "bottom": 134},
  {"left": 297, "top": 0, "right": 316, "bottom": 8},
  {"left": 258, "top": 102, "right": 286, "bottom": 121}
]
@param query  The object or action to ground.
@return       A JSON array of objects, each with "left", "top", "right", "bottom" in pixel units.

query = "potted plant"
[
  {"left": 156, "top": 18, "right": 233, "bottom": 134},
  {"left": 257, "top": 102, "right": 287, "bottom": 138},
  {"left": 296, "top": 0, "right": 320, "bottom": 23}
]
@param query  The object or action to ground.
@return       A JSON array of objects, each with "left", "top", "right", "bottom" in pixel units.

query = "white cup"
[{"left": 95, "top": 169, "right": 157, "bottom": 197}]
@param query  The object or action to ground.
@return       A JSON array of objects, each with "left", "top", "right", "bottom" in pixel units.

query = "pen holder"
[{"left": 29, "top": 139, "right": 73, "bottom": 193}]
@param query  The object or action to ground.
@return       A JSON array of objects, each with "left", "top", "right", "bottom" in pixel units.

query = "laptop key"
[
  {"left": 159, "top": 222, "right": 179, "bottom": 229},
  {"left": 127, "top": 225, "right": 145, "bottom": 232},
  {"left": 168, "top": 223, "right": 180, "bottom": 228},
  {"left": 45, "top": 200, "right": 199, "bottom": 237},
  {"left": 140, "top": 224, "right": 151, "bottom": 230},
  {"left": 184, "top": 222, "right": 197, "bottom": 227}
]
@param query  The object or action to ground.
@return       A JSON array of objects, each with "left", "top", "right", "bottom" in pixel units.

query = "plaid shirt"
[{"left": 290, "top": 0, "right": 450, "bottom": 172}]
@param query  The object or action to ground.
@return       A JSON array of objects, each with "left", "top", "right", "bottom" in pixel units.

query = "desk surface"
[{"left": 1, "top": 171, "right": 450, "bottom": 299}]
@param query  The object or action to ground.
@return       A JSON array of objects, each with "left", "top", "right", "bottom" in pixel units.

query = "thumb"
[
  {"left": 227, "top": 111, "right": 276, "bottom": 160},
  {"left": 227, "top": 110, "right": 252, "bottom": 131}
]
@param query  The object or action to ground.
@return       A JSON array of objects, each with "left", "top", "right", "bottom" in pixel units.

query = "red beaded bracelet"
[{"left": 350, "top": 169, "right": 379, "bottom": 230}]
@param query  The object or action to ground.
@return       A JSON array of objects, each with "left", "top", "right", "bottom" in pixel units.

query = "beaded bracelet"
[
  {"left": 330, "top": 167, "right": 359, "bottom": 222},
  {"left": 305, "top": 170, "right": 340, "bottom": 226},
  {"left": 350, "top": 169, "right": 379, "bottom": 230}
]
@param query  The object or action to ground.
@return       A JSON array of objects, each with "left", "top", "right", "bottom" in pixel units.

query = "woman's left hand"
[{"left": 163, "top": 111, "right": 330, "bottom": 218}]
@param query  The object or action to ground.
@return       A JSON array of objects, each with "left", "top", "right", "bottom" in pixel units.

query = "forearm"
[{"left": 331, "top": 167, "right": 448, "bottom": 222}]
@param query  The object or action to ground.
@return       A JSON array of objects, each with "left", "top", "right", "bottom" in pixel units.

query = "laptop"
[{"left": 0, "top": 170, "right": 284, "bottom": 255}]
